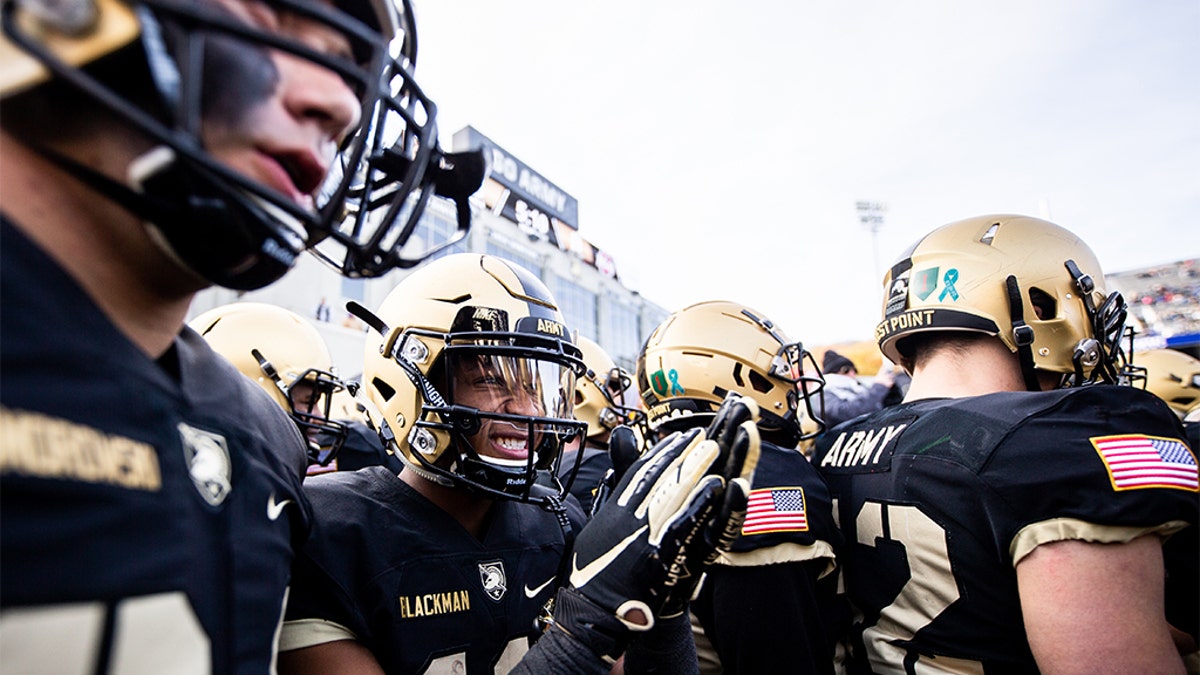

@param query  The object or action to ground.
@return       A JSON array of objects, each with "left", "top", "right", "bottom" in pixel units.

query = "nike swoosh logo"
[
  {"left": 524, "top": 576, "right": 556, "bottom": 599},
  {"left": 569, "top": 525, "right": 648, "bottom": 588},
  {"left": 267, "top": 493, "right": 293, "bottom": 521}
]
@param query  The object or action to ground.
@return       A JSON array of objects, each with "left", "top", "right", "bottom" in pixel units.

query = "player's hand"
[
  {"left": 875, "top": 368, "right": 896, "bottom": 388},
  {"left": 553, "top": 395, "right": 760, "bottom": 661}
]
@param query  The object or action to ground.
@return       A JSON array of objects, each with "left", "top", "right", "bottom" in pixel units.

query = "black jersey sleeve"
[
  {"left": 689, "top": 441, "right": 840, "bottom": 674},
  {"left": 724, "top": 441, "right": 840, "bottom": 556},
  {"left": 692, "top": 560, "right": 836, "bottom": 675},
  {"left": 282, "top": 471, "right": 379, "bottom": 644},
  {"left": 972, "top": 387, "right": 1197, "bottom": 562}
]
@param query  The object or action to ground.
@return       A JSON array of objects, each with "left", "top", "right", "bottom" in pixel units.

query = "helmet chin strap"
[
  {"left": 1004, "top": 275, "right": 1042, "bottom": 392},
  {"left": 31, "top": 143, "right": 180, "bottom": 234},
  {"left": 30, "top": 141, "right": 298, "bottom": 289}
]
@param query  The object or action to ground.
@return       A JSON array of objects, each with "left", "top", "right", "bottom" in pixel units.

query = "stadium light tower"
[{"left": 856, "top": 200, "right": 888, "bottom": 282}]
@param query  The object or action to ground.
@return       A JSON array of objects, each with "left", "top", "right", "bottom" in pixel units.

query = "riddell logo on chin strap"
[{"left": 261, "top": 237, "right": 297, "bottom": 265}]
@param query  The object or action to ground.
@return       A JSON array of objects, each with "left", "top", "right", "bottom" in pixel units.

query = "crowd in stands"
[{"left": 1107, "top": 259, "right": 1200, "bottom": 340}]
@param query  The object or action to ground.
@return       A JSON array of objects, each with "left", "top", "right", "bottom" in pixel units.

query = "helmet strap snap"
[{"left": 1005, "top": 275, "right": 1042, "bottom": 392}]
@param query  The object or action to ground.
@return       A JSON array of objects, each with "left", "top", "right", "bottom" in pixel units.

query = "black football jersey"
[
  {"left": 812, "top": 385, "right": 1199, "bottom": 674},
  {"left": 283, "top": 467, "right": 586, "bottom": 674},
  {"left": 0, "top": 218, "right": 312, "bottom": 673},
  {"left": 691, "top": 439, "right": 842, "bottom": 675}
]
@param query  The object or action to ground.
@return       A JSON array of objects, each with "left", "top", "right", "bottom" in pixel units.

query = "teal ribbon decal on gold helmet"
[
  {"left": 939, "top": 268, "right": 960, "bottom": 302},
  {"left": 668, "top": 369, "right": 685, "bottom": 395}
]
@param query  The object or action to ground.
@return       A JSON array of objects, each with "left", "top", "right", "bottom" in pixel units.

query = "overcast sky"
[{"left": 410, "top": 0, "right": 1199, "bottom": 347}]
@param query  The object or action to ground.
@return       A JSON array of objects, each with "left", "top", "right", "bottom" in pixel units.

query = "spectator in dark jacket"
[{"left": 819, "top": 350, "right": 897, "bottom": 427}]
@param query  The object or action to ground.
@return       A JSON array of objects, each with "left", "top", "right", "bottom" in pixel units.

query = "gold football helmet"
[
  {"left": 637, "top": 300, "right": 823, "bottom": 447},
  {"left": 356, "top": 253, "right": 586, "bottom": 503},
  {"left": 2, "top": 0, "right": 482, "bottom": 289},
  {"left": 1134, "top": 348, "right": 1200, "bottom": 419},
  {"left": 190, "top": 302, "right": 350, "bottom": 465},
  {"left": 877, "top": 214, "right": 1127, "bottom": 389},
  {"left": 573, "top": 336, "right": 645, "bottom": 445}
]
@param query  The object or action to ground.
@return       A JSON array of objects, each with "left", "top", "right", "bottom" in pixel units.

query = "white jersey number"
[
  {"left": 423, "top": 637, "right": 529, "bottom": 674},
  {"left": 0, "top": 592, "right": 211, "bottom": 674},
  {"left": 854, "top": 501, "right": 983, "bottom": 675}
]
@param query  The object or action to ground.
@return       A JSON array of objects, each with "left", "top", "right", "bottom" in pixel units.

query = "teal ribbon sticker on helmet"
[
  {"left": 939, "top": 268, "right": 960, "bottom": 302},
  {"left": 668, "top": 369, "right": 685, "bottom": 395}
]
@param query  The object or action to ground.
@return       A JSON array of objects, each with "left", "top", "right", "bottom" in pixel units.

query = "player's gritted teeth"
[{"left": 489, "top": 433, "right": 530, "bottom": 460}]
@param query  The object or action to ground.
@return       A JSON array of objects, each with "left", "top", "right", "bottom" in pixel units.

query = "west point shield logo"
[
  {"left": 650, "top": 369, "right": 669, "bottom": 396},
  {"left": 178, "top": 423, "right": 232, "bottom": 506},
  {"left": 479, "top": 560, "right": 507, "bottom": 601},
  {"left": 914, "top": 267, "right": 939, "bottom": 300}
]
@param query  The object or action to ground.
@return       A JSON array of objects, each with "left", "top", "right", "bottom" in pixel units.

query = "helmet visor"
[
  {"left": 286, "top": 368, "right": 349, "bottom": 464},
  {"left": 445, "top": 350, "right": 578, "bottom": 468}
]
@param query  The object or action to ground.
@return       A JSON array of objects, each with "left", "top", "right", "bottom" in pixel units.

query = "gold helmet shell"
[
  {"left": 1136, "top": 348, "right": 1200, "bottom": 419},
  {"left": 638, "top": 300, "right": 823, "bottom": 446},
  {"left": 359, "top": 254, "right": 586, "bottom": 502},
  {"left": 877, "top": 214, "right": 1126, "bottom": 388},
  {"left": 190, "top": 302, "right": 350, "bottom": 465}
]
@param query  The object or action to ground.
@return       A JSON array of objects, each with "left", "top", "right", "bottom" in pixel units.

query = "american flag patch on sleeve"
[
  {"left": 1090, "top": 434, "right": 1199, "bottom": 492},
  {"left": 741, "top": 487, "right": 808, "bottom": 535}
]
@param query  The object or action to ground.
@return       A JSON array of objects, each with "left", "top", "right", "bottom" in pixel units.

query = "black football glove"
[{"left": 552, "top": 395, "right": 761, "bottom": 662}]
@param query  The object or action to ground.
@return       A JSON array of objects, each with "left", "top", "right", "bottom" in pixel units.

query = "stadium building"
[{"left": 189, "top": 127, "right": 669, "bottom": 377}]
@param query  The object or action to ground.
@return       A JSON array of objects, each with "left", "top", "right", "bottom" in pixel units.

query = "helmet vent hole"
[
  {"left": 748, "top": 370, "right": 774, "bottom": 394},
  {"left": 732, "top": 363, "right": 745, "bottom": 387},
  {"left": 372, "top": 377, "right": 396, "bottom": 401},
  {"left": 1028, "top": 287, "right": 1057, "bottom": 320},
  {"left": 980, "top": 222, "right": 1001, "bottom": 245}
]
